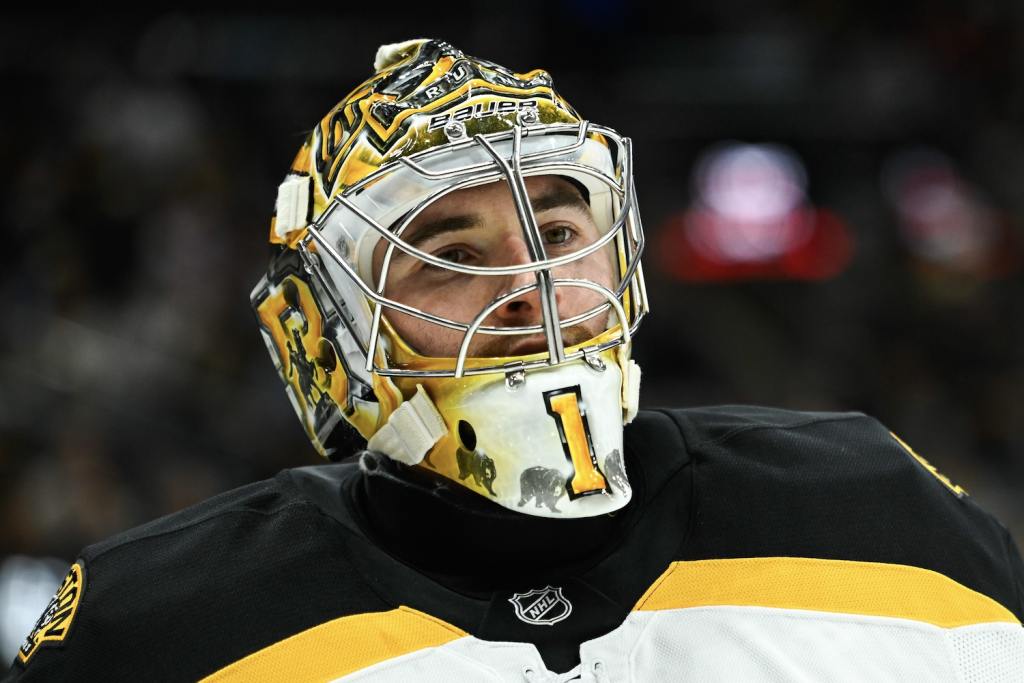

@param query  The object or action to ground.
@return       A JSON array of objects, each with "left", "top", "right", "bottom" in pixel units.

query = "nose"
[{"left": 490, "top": 234, "right": 562, "bottom": 326}]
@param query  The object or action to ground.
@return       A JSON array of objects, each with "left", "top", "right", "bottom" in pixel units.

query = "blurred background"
[{"left": 1, "top": 4, "right": 1022, "bottom": 659}]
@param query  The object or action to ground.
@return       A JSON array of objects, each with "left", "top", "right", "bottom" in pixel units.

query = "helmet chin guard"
[{"left": 251, "top": 39, "right": 648, "bottom": 518}]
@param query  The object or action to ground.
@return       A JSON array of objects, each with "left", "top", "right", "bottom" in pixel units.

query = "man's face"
[{"left": 371, "top": 175, "right": 617, "bottom": 358}]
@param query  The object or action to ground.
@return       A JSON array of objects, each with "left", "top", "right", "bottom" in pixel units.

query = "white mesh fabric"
[
  {"left": 626, "top": 607, "right": 957, "bottom": 681},
  {"left": 326, "top": 606, "right": 1024, "bottom": 681},
  {"left": 948, "top": 623, "right": 1024, "bottom": 683}
]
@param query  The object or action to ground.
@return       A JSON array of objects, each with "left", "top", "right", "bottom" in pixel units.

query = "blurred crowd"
[{"left": 1, "top": 4, "right": 1022, "bottom": 659}]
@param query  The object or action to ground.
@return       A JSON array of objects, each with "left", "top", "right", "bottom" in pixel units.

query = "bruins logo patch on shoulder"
[
  {"left": 17, "top": 561, "right": 85, "bottom": 664},
  {"left": 890, "top": 431, "right": 968, "bottom": 498}
]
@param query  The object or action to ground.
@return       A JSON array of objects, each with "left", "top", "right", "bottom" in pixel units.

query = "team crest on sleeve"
[
  {"left": 889, "top": 431, "right": 968, "bottom": 498},
  {"left": 509, "top": 586, "right": 573, "bottom": 626},
  {"left": 17, "top": 562, "right": 85, "bottom": 664}
]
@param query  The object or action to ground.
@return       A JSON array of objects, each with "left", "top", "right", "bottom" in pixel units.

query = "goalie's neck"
[{"left": 348, "top": 450, "right": 641, "bottom": 597}]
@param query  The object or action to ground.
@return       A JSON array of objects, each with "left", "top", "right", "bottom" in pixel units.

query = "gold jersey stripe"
[
  {"left": 200, "top": 606, "right": 467, "bottom": 682},
  {"left": 634, "top": 557, "right": 1019, "bottom": 628}
]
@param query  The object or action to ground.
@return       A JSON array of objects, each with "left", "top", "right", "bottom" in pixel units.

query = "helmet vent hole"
[
  {"left": 317, "top": 340, "right": 337, "bottom": 370},
  {"left": 282, "top": 279, "right": 300, "bottom": 308},
  {"left": 457, "top": 420, "right": 477, "bottom": 450}
]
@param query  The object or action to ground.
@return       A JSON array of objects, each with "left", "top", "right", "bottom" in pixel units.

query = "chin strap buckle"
[{"left": 367, "top": 385, "right": 447, "bottom": 465}]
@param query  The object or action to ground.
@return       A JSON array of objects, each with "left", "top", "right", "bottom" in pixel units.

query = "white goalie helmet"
[{"left": 250, "top": 38, "right": 649, "bottom": 518}]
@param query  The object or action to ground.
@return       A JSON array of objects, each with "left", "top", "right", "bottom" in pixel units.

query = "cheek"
[
  {"left": 383, "top": 279, "right": 497, "bottom": 356},
  {"left": 554, "top": 253, "right": 618, "bottom": 330},
  {"left": 385, "top": 307, "right": 461, "bottom": 357},
  {"left": 563, "top": 252, "right": 617, "bottom": 293},
  {"left": 401, "top": 279, "right": 491, "bottom": 321}
]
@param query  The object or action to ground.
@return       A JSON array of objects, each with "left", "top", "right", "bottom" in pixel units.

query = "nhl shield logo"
[{"left": 508, "top": 586, "right": 573, "bottom": 626}]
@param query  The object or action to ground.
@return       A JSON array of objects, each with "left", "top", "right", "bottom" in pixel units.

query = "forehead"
[{"left": 403, "top": 175, "right": 591, "bottom": 232}]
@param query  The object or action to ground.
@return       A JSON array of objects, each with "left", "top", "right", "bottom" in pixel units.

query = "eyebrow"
[{"left": 401, "top": 185, "right": 592, "bottom": 249}]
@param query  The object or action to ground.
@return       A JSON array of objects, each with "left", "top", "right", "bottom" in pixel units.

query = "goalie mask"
[{"left": 251, "top": 38, "right": 649, "bottom": 518}]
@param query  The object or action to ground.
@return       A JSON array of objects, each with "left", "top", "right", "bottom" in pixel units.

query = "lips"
[
  {"left": 505, "top": 336, "right": 551, "bottom": 357},
  {"left": 480, "top": 326, "right": 597, "bottom": 358}
]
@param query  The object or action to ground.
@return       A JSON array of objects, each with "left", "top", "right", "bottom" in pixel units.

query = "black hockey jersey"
[{"left": 6, "top": 406, "right": 1024, "bottom": 681}]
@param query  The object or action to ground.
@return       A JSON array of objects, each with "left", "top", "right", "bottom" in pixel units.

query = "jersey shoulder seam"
[
  {"left": 275, "top": 469, "right": 401, "bottom": 610},
  {"left": 85, "top": 496, "right": 317, "bottom": 564},
  {"left": 678, "top": 409, "right": 871, "bottom": 449}
]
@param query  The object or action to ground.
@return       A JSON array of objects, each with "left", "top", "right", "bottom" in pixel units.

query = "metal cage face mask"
[
  {"left": 251, "top": 39, "right": 648, "bottom": 517},
  {"left": 303, "top": 119, "right": 648, "bottom": 380}
]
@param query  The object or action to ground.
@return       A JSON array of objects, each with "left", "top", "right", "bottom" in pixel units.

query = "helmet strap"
[
  {"left": 366, "top": 384, "right": 448, "bottom": 465},
  {"left": 620, "top": 353, "right": 642, "bottom": 425}
]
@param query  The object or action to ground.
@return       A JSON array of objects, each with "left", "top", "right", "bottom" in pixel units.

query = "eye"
[
  {"left": 543, "top": 224, "right": 576, "bottom": 246},
  {"left": 433, "top": 246, "right": 474, "bottom": 265}
]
